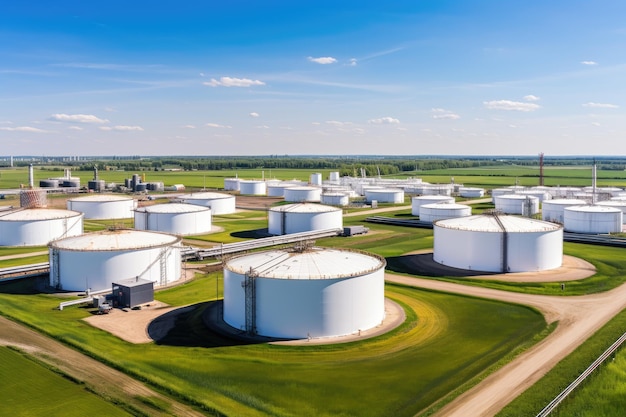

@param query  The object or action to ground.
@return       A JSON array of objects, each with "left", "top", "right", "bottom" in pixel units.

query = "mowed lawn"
[
  {"left": 0, "top": 346, "right": 132, "bottom": 417},
  {"left": 0, "top": 277, "right": 545, "bottom": 417}
]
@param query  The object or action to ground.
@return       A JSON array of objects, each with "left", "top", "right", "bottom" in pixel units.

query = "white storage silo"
[
  {"left": 596, "top": 201, "right": 626, "bottom": 223},
  {"left": 564, "top": 205, "right": 623, "bottom": 233},
  {"left": 179, "top": 192, "right": 236, "bottom": 215},
  {"left": 516, "top": 190, "right": 552, "bottom": 203},
  {"left": 267, "top": 183, "right": 294, "bottom": 197},
  {"left": 495, "top": 194, "right": 539, "bottom": 215},
  {"left": 49, "top": 229, "right": 182, "bottom": 292},
  {"left": 364, "top": 188, "right": 404, "bottom": 204},
  {"left": 419, "top": 203, "right": 471, "bottom": 223},
  {"left": 329, "top": 171, "right": 340, "bottom": 183},
  {"left": 411, "top": 195, "right": 454, "bottom": 216},
  {"left": 0, "top": 209, "right": 83, "bottom": 246},
  {"left": 224, "top": 178, "right": 240, "bottom": 191},
  {"left": 268, "top": 203, "right": 342, "bottom": 235},
  {"left": 134, "top": 203, "right": 212, "bottom": 235},
  {"left": 491, "top": 187, "right": 517, "bottom": 203},
  {"left": 541, "top": 199, "right": 587, "bottom": 223},
  {"left": 284, "top": 186, "right": 322, "bottom": 203},
  {"left": 421, "top": 185, "right": 453, "bottom": 196},
  {"left": 433, "top": 214, "right": 563, "bottom": 273},
  {"left": 66, "top": 195, "right": 136, "bottom": 219},
  {"left": 309, "top": 173, "right": 322, "bottom": 186},
  {"left": 223, "top": 246, "right": 386, "bottom": 339},
  {"left": 239, "top": 180, "right": 266, "bottom": 196},
  {"left": 320, "top": 192, "right": 350, "bottom": 207},
  {"left": 459, "top": 187, "right": 485, "bottom": 198}
]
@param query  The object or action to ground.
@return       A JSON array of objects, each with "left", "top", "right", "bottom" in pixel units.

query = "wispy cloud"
[
  {"left": 0, "top": 126, "right": 48, "bottom": 133},
  {"left": 431, "top": 108, "right": 460, "bottom": 120},
  {"left": 68, "top": 126, "right": 84, "bottom": 131},
  {"left": 523, "top": 95, "right": 541, "bottom": 102},
  {"left": 368, "top": 116, "right": 400, "bottom": 124},
  {"left": 308, "top": 56, "right": 337, "bottom": 64},
  {"left": 99, "top": 125, "right": 144, "bottom": 131},
  {"left": 582, "top": 102, "right": 619, "bottom": 108},
  {"left": 203, "top": 77, "right": 265, "bottom": 87},
  {"left": 581, "top": 60, "right": 598, "bottom": 66},
  {"left": 348, "top": 58, "right": 358, "bottom": 66},
  {"left": 326, "top": 121, "right": 352, "bottom": 127},
  {"left": 249, "top": 112, "right": 260, "bottom": 118},
  {"left": 50, "top": 113, "right": 109, "bottom": 124},
  {"left": 206, "top": 123, "right": 232, "bottom": 128},
  {"left": 483, "top": 100, "right": 541, "bottom": 112},
  {"left": 181, "top": 125, "right": 196, "bottom": 129}
]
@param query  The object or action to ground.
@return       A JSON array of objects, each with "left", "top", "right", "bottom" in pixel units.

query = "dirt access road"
[{"left": 384, "top": 273, "right": 626, "bottom": 417}]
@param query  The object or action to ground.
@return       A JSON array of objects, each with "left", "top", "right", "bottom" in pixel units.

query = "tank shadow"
[
  {"left": 230, "top": 228, "right": 272, "bottom": 239},
  {"left": 385, "top": 253, "right": 497, "bottom": 278}
]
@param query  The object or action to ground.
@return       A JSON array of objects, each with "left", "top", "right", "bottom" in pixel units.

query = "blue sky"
[{"left": 1, "top": 1, "right": 625, "bottom": 156}]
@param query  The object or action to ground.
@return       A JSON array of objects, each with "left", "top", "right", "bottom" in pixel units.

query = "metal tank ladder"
[{"left": 242, "top": 267, "right": 258, "bottom": 335}]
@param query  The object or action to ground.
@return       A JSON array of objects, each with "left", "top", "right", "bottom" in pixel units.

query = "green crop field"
[{"left": 0, "top": 346, "right": 132, "bottom": 417}]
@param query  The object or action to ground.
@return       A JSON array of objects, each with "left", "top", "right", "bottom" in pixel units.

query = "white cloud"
[
  {"left": 206, "top": 123, "right": 232, "bottom": 128},
  {"left": 50, "top": 113, "right": 109, "bottom": 124},
  {"left": 308, "top": 56, "right": 337, "bottom": 65},
  {"left": 0, "top": 126, "right": 48, "bottom": 133},
  {"left": 523, "top": 95, "right": 541, "bottom": 102},
  {"left": 431, "top": 108, "right": 460, "bottom": 120},
  {"left": 182, "top": 125, "right": 196, "bottom": 129},
  {"left": 368, "top": 116, "right": 400, "bottom": 125},
  {"left": 104, "top": 107, "right": 117, "bottom": 112},
  {"left": 203, "top": 77, "right": 265, "bottom": 87},
  {"left": 99, "top": 125, "right": 143, "bottom": 131},
  {"left": 483, "top": 100, "right": 541, "bottom": 112},
  {"left": 581, "top": 60, "right": 598, "bottom": 66},
  {"left": 249, "top": 112, "right": 260, "bottom": 118},
  {"left": 68, "top": 126, "right": 84, "bottom": 131},
  {"left": 591, "top": 122, "right": 601, "bottom": 126},
  {"left": 582, "top": 102, "right": 619, "bottom": 109},
  {"left": 349, "top": 58, "right": 358, "bottom": 66},
  {"left": 256, "top": 125, "right": 270, "bottom": 129},
  {"left": 326, "top": 120, "right": 351, "bottom": 127}
]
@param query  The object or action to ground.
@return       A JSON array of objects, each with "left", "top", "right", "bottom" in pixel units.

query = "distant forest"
[{"left": 7, "top": 155, "right": 626, "bottom": 176}]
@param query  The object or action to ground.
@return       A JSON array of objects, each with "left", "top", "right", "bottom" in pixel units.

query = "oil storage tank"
[
  {"left": 541, "top": 199, "right": 587, "bottom": 223},
  {"left": 419, "top": 203, "right": 471, "bottom": 223},
  {"left": 239, "top": 180, "right": 266, "bottom": 196},
  {"left": 49, "top": 229, "right": 182, "bottom": 292},
  {"left": 411, "top": 195, "right": 454, "bottom": 216},
  {"left": 563, "top": 205, "right": 623, "bottom": 234},
  {"left": 179, "top": 192, "right": 236, "bottom": 215},
  {"left": 134, "top": 203, "right": 212, "bottom": 235},
  {"left": 223, "top": 246, "right": 386, "bottom": 339},
  {"left": 284, "top": 186, "right": 322, "bottom": 203},
  {"left": 66, "top": 195, "right": 136, "bottom": 219},
  {"left": 494, "top": 194, "right": 539, "bottom": 215},
  {"left": 364, "top": 188, "right": 404, "bottom": 204},
  {"left": 320, "top": 192, "right": 350, "bottom": 207},
  {"left": 224, "top": 178, "right": 240, "bottom": 191},
  {"left": 0, "top": 208, "right": 83, "bottom": 246},
  {"left": 433, "top": 213, "right": 563, "bottom": 273},
  {"left": 268, "top": 203, "right": 342, "bottom": 235},
  {"left": 596, "top": 200, "right": 626, "bottom": 223}
]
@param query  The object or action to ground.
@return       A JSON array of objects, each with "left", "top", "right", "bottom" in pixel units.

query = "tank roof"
[
  {"left": 225, "top": 247, "right": 385, "bottom": 279},
  {"left": 269, "top": 203, "right": 341, "bottom": 213},
  {"left": 181, "top": 192, "right": 233, "bottom": 200},
  {"left": 49, "top": 229, "right": 181, "bottom": 251},
  {"left": 0, "top": 208, "right": 82, "bottom": 221},
  {"left": 136, "top": 203, "right": 209, "bottom": 213},
  {"left": 565, "top": 205, "right": 622, "bottom": 213},
  {"left": 435, "top": 214, "right": 561, "bottom": 233},
  {"left": 496, "top": 194, "right": 539, "bottom": 200},
  {"left": 543, "top": 199, "right": 588, "bottom": 205},
  {"left": 421, "top": 203, "right": 470, "bottom": 209},
  {"left": 67, "top": 194, "right": 134, "bottom": 202}
]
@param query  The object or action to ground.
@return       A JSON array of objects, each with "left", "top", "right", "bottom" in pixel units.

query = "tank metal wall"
[
  {"left": 67, "top": 199, "right": 136, "bottom": 219},
  {"left": 50, "top": 245, "right": 181, "bottom": 292},
  {"left": 134, "top": 210, "right": 212, "bottom": 235},
  {"left": 564, "top": 210, "right": 623, "bottom": 233},
  {"left": 181, "top": 195, "right": 235, "bottom": 215},
  {"left": 268, "top": 210, "right": 343, "bottom": 235},
  {"left": 320, "top": 193, "right": 349, "bottom": 206},
  {"left": 411, "top": 196, "right": 454, "bottom": 215},
  {"left": 223, "top": 268, "right": 385, "bottom": 338},
  {"left": 365, "top": 190, "right": 404, "bottom": 204},
  {"left": 224, "top": 178, "right": 240, "bottom": 191},
  {"left": 284, "top": 187, "right": 322, "bottom": 202},
  {"left": 0, "top": 214, "right": 83, "bottom": 246},
  {"left": 239, "top": 181, "right": 266, "bottom": 195},
  {"left": 419, "top": 205, "right": 471, "bottom": 223}
]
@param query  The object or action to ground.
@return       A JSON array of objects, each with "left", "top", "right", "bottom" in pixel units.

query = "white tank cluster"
[
  {"left": 222, "top": 246, "right": 386, "bottom": 339},
  {"left": 134, "top": 203, "right": 212, "bottom": 235},
  {"left": 284, "top": 186, "right": 322, "bottom": 203},
  {"left": 364, "top": 188, "right": 405, "bottom": 204},
  {"left": 563, "top": 205, "right": 623, "bottom": 234},
  {"left": 66, "top": 195, "right": 137, "bottom": 219},
  {"left": 179, "top": 192, "right": 236, "bottom": 215},
  {"left": 541, "top": 199, "right": 588, "bottom": 223},
  {"left": 268, "top": 203, "right": 343, "bottom": 235},
  {"left": 494, "top": 194, "right": 539, "bottom": 215},
  {"left": 49, "top": 229, "right": 182, "bottom": 292},
  {"left": 419, "top": 203, "right": 471, "bottom": 223},
  {"left": 433, "top": 213, "right": 563, "bottom": 273},
  {"left": 0, "top": 208, "right": 84, "bottom": 246},
  {"left": 411, "top": 195, "right": 455, "bottom": 216}
]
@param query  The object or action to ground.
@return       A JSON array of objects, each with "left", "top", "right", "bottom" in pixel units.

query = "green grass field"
[{"left": 0, "top": 346, "right": 132, "bottom": 417}]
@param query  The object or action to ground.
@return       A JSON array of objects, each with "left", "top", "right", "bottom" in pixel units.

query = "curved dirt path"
[{"left": 384, "top": 273, "right": 626, "bottom": 417}]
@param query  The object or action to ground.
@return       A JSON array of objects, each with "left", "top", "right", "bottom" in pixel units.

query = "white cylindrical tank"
[
  {"left": 596, "top": 201, "right": 626, "bottom": 223},
  {"left": 309, "top": 173, "right": 322, "bottom": 186},
  {"left": 284, "top": 186, "right": 322, "bottom": 203},
  {"left": 320, "top": 192, "right": 350, "bottom": 207},
  {"left": 66, "top": 195, "right": 136, "bottom": 219},
  {"left": 268, "top": 203, "right": 342, "bottom": 235},
  {"left": 49, "top": 230, "right": 182, "bottom": 292},
  {"left": 420, "top": 185, "right": 452, "bottom": 196},
  {"left": 491, "top": 187, "right": 517, "bottom": 203},
  {"left": 179, "top": 192, "right": 236, "bottom": 215},
  {"left": 419, "top": 203, "right": 471, "bottom": 223},
  {"left": 411, "top": 195, "right": 454, "bottom": 216},
  {"left": 20, "top": 189, "right": 48, "bottom": 208},
  {"left": 495, "top": 194, "right": 539, "bottom": 215},
  {"left": 329, "top": 171, "right": 340, "bottom": 183},
  {"left": 239, "top": 180, "right": 266, "bottom": 196},
  {"left": 267, "top": 183, "right": 294, "bottom": 197},
  {"left": 0, "top": 209, "right": 83, "bottom": 246},
  {"left": 564, "top": 205, "right": 623, "bottom": 233},
  {"left": 223, "top": 247, "right": 386, "bottom": 339},
  {"left": 364, "top": 188, "right": 404, "bottom": 204},
  {"left": 433, "top": 214, "right": 563, "bottom": 273},
  {"left": 459, "top": 187, "right": 485, "bottom": 198},
  {"left": 224, "top": 178, "right": 240, "bottom": 191},
  {"left": 541, "top": 199, "right": 587, "bottom": 224},
  {"left": 516, "top": 190, "right": 552, "bottom": 203},
  {"left": 134, "top": 203, "right": 212, "bottom": 235}
]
